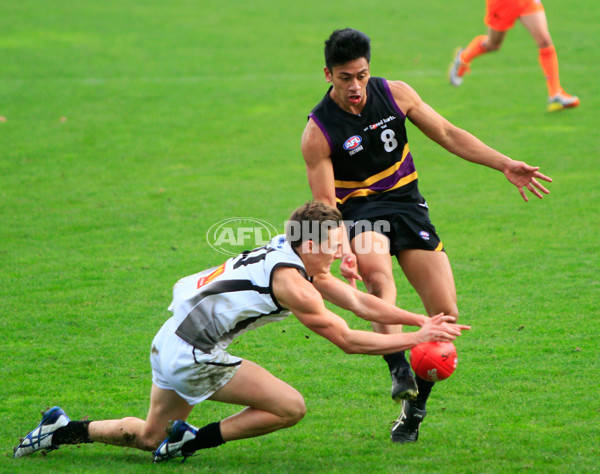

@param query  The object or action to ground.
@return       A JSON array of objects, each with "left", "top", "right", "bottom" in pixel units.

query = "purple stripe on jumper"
[
  {"left": 382, "top": 79, "right": 406, "bottom": 120},
  {"left": 335, "top": 153, "right": 416, "bottom": 200},
  {"left": 308, "top": 113, "right": 333, "bottom": 151}
]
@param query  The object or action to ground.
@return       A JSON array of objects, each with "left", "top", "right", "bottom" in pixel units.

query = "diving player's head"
[
  {"left": 324, "top": 28, "right": 371, "bottom": 71},
  {"left": 286, "top": 201, "right": 342, "bottom": 249},
  {"left": 286, "top": 201, "right": 343, "bottom": 275}
]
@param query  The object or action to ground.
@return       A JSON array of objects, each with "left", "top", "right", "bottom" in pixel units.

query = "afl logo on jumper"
[
  {"left": 343, "top": 135, "right": 364, "bottom": 156},
  {"left": 343, "top": 135, "right": 362, "bottom": 150}
]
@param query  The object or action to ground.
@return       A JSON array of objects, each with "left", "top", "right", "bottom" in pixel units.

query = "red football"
[{"left": 410, "top": 341, "right": 458, "bottom": 382}]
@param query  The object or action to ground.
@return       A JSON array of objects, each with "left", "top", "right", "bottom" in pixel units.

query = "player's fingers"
[
  {"left": 519, "top": 163, "right": 539, "bottom": 173},
  {"left": 444, "top": 328, "right": 461, "bottom": 337},
  {"left": 341, "top": 269, "right": 362, "bottom": 283},
  {"left": 534, "top": 171, "right": 553, "bottom": 183},
  {"left": 527, "top": 183, "right": 543, "bottom": 199},
  {"left": 429, "top": 314, "right": 445, "bottom": 324},
  {"left": 533, "top": 190, "right": 543, "bottom": 199},
  {"left": 340, "top": 255, "right": 362, "bottom": 283},
  {"left": 434, "top": 325, "right": 460, "bottom": 339},
  {"left": 433, "top": 312, "right": 454, "bottom": 321},
  {"left": 438, "top": 315, "right": 459, "bottom": 324},
  {"left": 532, "top": 178, "right": 550, "bottom": 195},
  {"left": 519, "top": 186, "right": 529, "bottom": 202}
]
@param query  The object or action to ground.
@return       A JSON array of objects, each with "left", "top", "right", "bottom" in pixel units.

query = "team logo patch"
[
  {"left": 197, "top": 263, "right": 225, "bottom": 288},
  {"left": 343, "top": 135, "right": 362, "bottom": 151},
  {"left": 419, "top": 231, "right": 430, "bottom": 241}
]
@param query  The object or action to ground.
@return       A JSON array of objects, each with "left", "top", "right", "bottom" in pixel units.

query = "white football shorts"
[{"left": 150, "top": 316, "right": 242, "bottom": 405}]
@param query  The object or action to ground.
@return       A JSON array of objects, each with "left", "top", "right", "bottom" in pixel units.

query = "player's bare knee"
[
  {"left": 362, "top": 271, "right": 395, "bottom": 299},
  {"left": 281, "top": 395, "right": 306, "bottom": 427},
  {"left": 537, "top": 37, "right": 553, "bottom": 49},
  {"left": 443, "top": 303, "right": 459, "bottom": 319},
  {"left": 427, "top": 292, "right": 458, "bottom": 319},
  {"left": 435, "top": 304, "right": 458, "bottom": 320}
]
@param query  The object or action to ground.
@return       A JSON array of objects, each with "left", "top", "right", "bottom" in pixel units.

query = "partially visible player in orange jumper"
[{"left": 448, "top": 0, "right": 579, "bottom": 112}]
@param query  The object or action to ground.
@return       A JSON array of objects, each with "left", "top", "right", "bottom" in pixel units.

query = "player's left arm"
[
  {"left": 311, "top": 272, "right": 430, "bottom": 327},
  {"left": 388, "top": 80, "right": 552, "bottom": 201},
  {"left": 273, "top": 268, "right": 469, "bottom": 355}
]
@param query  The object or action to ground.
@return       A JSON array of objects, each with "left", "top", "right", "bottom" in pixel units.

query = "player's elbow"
[
  {"left": 341, "top": 296, "right": 363, "bottom": 319},
  {"left": 312, "top": 195, "right": 337, "bottom": 209},
  {"left": 336, "top": 330, "right": 363, "bottom": 354},
  {"left": 339, "top": 344, "right": 359, "bottom": 355},
  {"left": 430, "top": 120, "right": 466, "bottom": 153}
]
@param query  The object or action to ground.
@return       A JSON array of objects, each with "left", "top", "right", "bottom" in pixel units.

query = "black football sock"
[
  {"left": 383, "top": 351, "right": 410, "bottom": 372},
  {"left": 415, "top": 376, "right": 435, "bottom": 410},
  {"left": 182, "top": 422, "right": 225, "bottom": 455},
  {"left": 53, "top": 420, "right": 93, "bottom": 445}
]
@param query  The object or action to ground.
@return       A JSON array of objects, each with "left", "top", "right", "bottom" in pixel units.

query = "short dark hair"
[
  {"left": 324, "top": 28, "right": 371, "bottom": 71},
  {"left": 286, "top": 201, "right": 343, "bottom": 249}
]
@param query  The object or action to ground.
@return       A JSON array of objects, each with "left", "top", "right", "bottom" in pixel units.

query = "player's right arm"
[
  {"left": 272, "top": 266, "right": 464, "bottom": 355},
  {"left": 312, "top": 271, "right": 429, "bottom": 326},
  {"left": 301, "top": 119, "right": 361, "bottom": 284},
  {"left": 301, "top": 118, "right": 337, "bottom": 206}
]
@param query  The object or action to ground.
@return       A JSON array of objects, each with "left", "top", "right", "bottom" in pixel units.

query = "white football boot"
[
  {"left": 13, "top": 406, "right": 70, "bottom": 458},
  {"left": 153, "top": 420, "right": 198, "bottom": 463}
]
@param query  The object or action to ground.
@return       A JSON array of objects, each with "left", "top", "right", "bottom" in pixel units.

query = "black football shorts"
[{"left": 347, "top": 202, "right": 444, "bottom": 255}]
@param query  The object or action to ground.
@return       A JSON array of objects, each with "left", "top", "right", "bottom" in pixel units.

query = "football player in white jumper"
[{"left": 14, "top": 201, "right": 469, "bottom": 463}]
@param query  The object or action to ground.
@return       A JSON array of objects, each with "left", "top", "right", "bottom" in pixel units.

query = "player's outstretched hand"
[
  {"left": 340, "top": 253, "right": 362, "bottom": 288},
  {"left": 504, "top": 160, "right": 552, "bottom": 202},
  {"left": 417, "top": 313, "right": 471, "bottom": 343}
]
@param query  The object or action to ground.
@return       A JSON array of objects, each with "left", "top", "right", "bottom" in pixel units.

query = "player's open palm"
[{"left": 504, "top": 160, "right": 552, "bottom": 201}]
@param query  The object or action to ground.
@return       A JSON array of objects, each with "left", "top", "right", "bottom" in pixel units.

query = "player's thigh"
[
  {"left": 143, "top": 384, "right": 194, "bottom": 442},
  {"left": 397, "top": 249, "right": 458, "bottom": 317},
  {"left": 519, "top": 11, "right": 552, "bottom": 47},
  {"left": 208, "top": 360, "right": 305, "bottom": 417},
  {"left": 351, "top": 231, "right": 395, "bottom": 298}
]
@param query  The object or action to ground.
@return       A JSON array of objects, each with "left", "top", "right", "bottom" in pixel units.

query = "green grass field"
[{"left": 1, "top": 0, "right": 598, "bottom": 472}]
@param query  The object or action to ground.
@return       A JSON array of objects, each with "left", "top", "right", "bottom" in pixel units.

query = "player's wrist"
[{"left": 413, "top": 329, "right": 427, "bottom": 345}]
